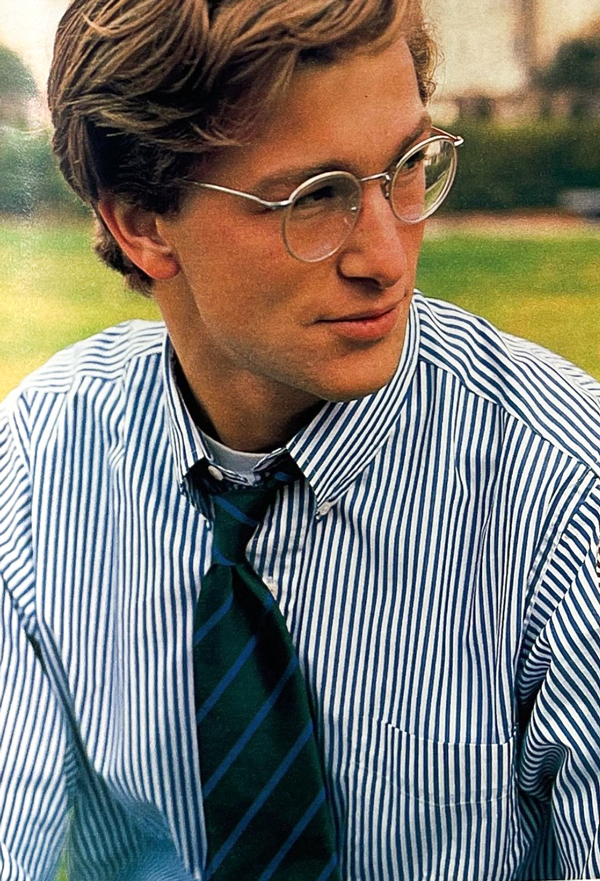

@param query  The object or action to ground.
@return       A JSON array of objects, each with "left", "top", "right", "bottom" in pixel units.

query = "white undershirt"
[{"left": 201, "top": 431, "right": 268, "bottom": 484}]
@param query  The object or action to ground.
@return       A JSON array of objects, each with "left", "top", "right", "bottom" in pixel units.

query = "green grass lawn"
[
  {"left": 418, "top": 228, "right": 600, "bottom": 380},
  {"left": 1, "top": 215, "right": 599, "bottom": 402},
  {"left": 0, "top": 217, "right": 160, "bottom": 399}
]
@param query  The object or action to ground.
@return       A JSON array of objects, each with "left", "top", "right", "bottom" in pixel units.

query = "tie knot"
[
  {"left": 212, "top": 483, "right": 276, "bottom": 564},
  {"left": 197, "top": 456, "right": 301, "bottom": 565}
]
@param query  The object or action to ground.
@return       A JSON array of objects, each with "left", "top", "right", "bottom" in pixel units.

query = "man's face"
[{"left": 155, "top": 33, "right": 428, "bottom": 417}]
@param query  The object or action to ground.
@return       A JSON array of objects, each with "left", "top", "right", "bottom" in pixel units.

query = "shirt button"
[
  {"left": 317, "top": 501, "right": 334, "bottom": 517},
  {"left": 263, "top": 577, "right": 279, "bottom": 598},
  {"left": 208, "top": 465, "right": 225, "bottom": 481}
]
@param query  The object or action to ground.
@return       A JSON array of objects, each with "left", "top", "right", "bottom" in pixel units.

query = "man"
[{"left": 0, "top": 0, "right": 599, "bottom": 878}]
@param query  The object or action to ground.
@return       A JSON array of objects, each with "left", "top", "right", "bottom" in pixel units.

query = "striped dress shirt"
[{"left": 0, "top": 292, "right": 599, "bottom": 881}]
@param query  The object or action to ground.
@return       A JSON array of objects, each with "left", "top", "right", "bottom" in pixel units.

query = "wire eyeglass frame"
[{"left": 188, "top": 126, "right": 464, "bottom": 263}]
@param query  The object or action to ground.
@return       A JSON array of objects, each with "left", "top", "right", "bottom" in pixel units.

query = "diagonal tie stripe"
[
  {"left": 193, "top": 594, "right": 233, "bottom": 644},
  {"left": 211, "top": 546, "right": 236, "bottom": 567},
  {"left": 195, "top": 585, "right": 275, "bottom": 723},
  {"left": 202, "top": 654, "right": 299, "bottom": 797},
  {"left": 193, "top": 461, "right": 340, "bottom": 881},
  {"left": 213, "top": 493, "right": 260, "bottom": 527},
  {"left": 195, "top": 626, "right": 261, "bottom": 725},
  {"left": 256, "top": 788, "right": 329, "bottom": 881},
  {"left": 314, "top": 855, "right": 341, "bottom": 881},
  {"left": 206, "top": 721, "right": 316, "bottom": 875}
]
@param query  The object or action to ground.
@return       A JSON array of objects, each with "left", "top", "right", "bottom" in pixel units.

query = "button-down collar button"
[
  {"left": 317, "top": 501, "right": 334, "bottom": 517},
  {"left": 208, "top": 464, "right": 225, "bottom": 481},
  {"left": 263, "top": 576, "right": 279, "bottom": 598}
]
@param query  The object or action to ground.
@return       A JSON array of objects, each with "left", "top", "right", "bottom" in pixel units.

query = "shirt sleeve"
[
  {"left": 517, "top": 483, "right": 600, "bottom": 879},
  {"left": 0, "top": 579, "right": 70, "bottom": 880},
  {"left": 0, "top": 396, "right": 70, "bottom": 880}
]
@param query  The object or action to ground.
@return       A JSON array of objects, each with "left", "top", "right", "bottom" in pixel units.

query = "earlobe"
[{"left": 97, "top": 197, "right": 180, "bottom": 281}]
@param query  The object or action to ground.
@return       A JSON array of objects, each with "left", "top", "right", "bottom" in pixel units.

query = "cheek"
[
  {"left": 407, "top": 223, "right": 425, "bottom": 262},
  {"left": 199, "top": 208, "right": 286, "bottom": 265},
  {"left": 187, "top": 254, "right": 305, "bottom": 342},
  {"left": 199, "top": 234, "right": 301, "bottom": 310}
]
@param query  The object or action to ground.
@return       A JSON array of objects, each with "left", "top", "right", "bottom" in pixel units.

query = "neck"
[{"left": 176, "top": 359, "right": 324, "bottom": 453}]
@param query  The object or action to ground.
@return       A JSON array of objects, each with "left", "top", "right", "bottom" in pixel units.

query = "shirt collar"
[
  {"left": 163, "top": 340, "right": 210, "bottom": 484},
  {"left": 163, "top": 294, "right": 421, "bottom": 507},
  {"left": 286, "top": 294, "right": 420, "bottom": 507}
]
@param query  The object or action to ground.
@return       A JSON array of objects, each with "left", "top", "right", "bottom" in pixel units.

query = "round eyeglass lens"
[
  {"left": 283, "top": 172, "right": 361, "bottom": 263},
  {"left": 390, "top": 138, "right": 457, "bottom": 224}
]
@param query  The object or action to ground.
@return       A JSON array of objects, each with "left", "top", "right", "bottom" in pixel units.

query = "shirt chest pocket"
[
  {"left": 337, "top": 721, "right": 521, "bottom": 879},
  {"left": 355, "top": 720, "right": 516, "bottom": 806}
]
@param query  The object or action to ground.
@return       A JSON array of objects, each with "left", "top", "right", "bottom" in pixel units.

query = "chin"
[
  {"left": 315, "top": 364, "right": 400, "bottom": 404},
  {"left": 314, "top": 331, "right": 407, "bottom": 403}
]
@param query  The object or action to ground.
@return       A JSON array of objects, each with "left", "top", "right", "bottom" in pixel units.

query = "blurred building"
[{"left": 429, "top": 0, "right": 600, "bottom": 120}]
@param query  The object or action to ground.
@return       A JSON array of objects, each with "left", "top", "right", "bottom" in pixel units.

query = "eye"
[
  {"left": 396, "top": 146, "right": 428, "bottom": 175},
  {"left": 294, "top": 183, "right": 339, "bottom": 212}
]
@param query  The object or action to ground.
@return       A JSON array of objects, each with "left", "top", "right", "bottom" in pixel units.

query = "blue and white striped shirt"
[{"left": 1, "top": 292, "right": 599, "bottom": 881}]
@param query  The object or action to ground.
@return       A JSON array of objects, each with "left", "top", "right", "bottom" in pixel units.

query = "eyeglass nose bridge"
[{"left": 357, "top": 170, "right": 394, "bottom": 202}]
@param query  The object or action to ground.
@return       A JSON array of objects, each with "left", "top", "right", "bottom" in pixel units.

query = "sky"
[{"left": 0, "top": 0, "right": 67, "bottom": 94}]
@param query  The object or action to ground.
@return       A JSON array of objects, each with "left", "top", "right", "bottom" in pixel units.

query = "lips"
[
  {"left": 334, "top": 306, "right": 396, "bottom": 322},
  {"left": 319, "top": 304, "right": 400, "bottom": 342}
]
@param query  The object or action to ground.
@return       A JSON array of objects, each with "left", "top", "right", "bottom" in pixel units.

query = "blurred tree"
[
  {"left": 0, "top": 44, "right": 37, "bottom": 128},
  {"left": 444, "top": 121, "right": 600, "bottom": 212},
  {"left": 0, "top": 45, "right": 78, "bottom": 216},
  {"left": 535, "top": 28, "right": 600, "bottom": 117},
  {"left": 541, "top": 35, "right": 600, "bottom": 91}
]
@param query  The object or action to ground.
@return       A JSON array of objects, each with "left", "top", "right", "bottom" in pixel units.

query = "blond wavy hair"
[{"left": 48, "top": 0, "right": 438, "bottom": 294}]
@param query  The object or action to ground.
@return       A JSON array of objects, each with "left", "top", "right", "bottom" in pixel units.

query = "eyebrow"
[{"left": 252, "top": 111, "right": 433, "bottom": 194}]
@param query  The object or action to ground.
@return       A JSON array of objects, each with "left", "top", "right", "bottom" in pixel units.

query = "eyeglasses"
[{"left": 190, "top": 127, "right": 464, "bottom": 263}]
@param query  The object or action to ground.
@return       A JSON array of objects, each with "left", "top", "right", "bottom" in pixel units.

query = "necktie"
[{"left": 192, "top": 462, "right": 340, "bottom": 881}]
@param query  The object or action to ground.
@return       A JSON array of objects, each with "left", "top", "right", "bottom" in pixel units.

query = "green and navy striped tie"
[{"left": 193, "top": 463, "right": 340, "bottom": 881}]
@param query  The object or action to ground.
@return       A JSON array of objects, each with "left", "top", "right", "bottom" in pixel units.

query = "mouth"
[{"left": 318, "top": 304, "right": 401, "bottom": 342}]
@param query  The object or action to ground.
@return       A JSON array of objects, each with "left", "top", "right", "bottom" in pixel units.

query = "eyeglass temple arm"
[
  {"left": 431, "top": 126, "right": 465, "bottom": 147},
  {"left": 190, "top": 127, "right": 464, "bottom": 208},
  {"left": 190, "top": 181, "right": 290, "bottom": 211}
]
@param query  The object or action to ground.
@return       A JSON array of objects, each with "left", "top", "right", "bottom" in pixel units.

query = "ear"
[{"left": 97, "top": 196, "right": 180, "bottom": 281}]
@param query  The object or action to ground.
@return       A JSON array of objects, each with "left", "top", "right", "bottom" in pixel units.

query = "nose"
[{"left": 337, "top": 181, "right": 412, "bottom": 289}]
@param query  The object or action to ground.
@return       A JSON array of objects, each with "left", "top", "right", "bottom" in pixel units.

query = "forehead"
[{"left": 205, "top": 34, "right": 426, "bottom": 186}]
